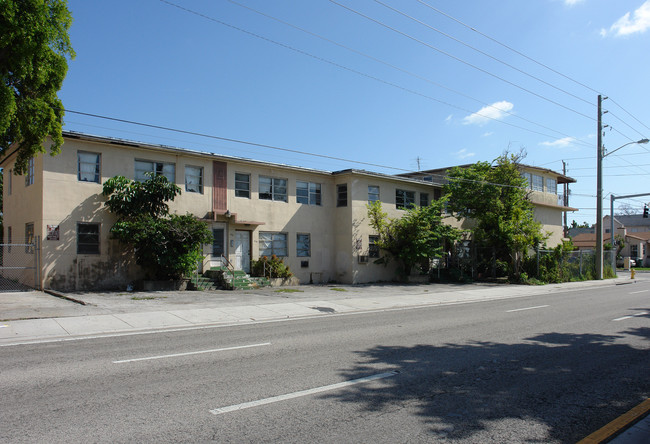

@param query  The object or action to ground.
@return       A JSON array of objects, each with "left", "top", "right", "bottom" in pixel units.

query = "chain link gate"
[{"left": 0, "top": 236, "right": 41, "bottom": 291}]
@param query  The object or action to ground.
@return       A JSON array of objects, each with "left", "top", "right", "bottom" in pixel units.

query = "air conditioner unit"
[{"left": 358, "top": 255, "right": 369, "bottom": 264}]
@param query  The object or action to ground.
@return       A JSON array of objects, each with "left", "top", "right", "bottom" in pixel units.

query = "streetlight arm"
[{"left": 604, "top": 138, "right": 650, "bottom": 157}]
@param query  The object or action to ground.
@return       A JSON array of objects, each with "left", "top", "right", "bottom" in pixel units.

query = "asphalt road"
[{"left": 1, "top": 283, "right": 648, "bottom": 443}]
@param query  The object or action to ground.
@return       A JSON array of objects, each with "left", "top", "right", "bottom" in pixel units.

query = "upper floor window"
[
  {"left": 235, "top": 173, "right": 250, "bottom": 198},
  {"left": 7, "top": 169, "right": 11, "bottom": 195},
  {"left": 185, "top": 165, "right": 203, "bottom": 193},
  {"left": 396, "top": 189, "right": 415, "bottom": 209},
  {"left": 532, "top": 174, "right": 544, "bottom": 192},
  {"left": 420, "top": 192, "right": 429, "bottom": 207},
  {"left": 296, "top": 181, "right": 321, "bottom": 205},
  {"left": 521, "top": 172, "right": 532, "bottom": 189},
  {"left": 259, "top": 176, "right": 287, "bottom": 202},
  {"left": 546, "top": 178, "right": 557, "bottom": 194},
  {"left": 337, "top": 184, "right": 348, "bottom": 207},
  {"left": 25, "top": 158, "right": 34, "bottom": 186},
  {"left": 135, "top": 160, "right": 175, "bottom": 183},
  {"left": 78, "top": 152, "right": 101, "bottom": 183},
  {"left": 368, "top": 185, "right": 380, "bottom": 204}
]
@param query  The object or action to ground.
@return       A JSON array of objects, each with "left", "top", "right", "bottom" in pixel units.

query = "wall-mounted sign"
[{"left": 47, "top": 225, "right": 59, "bottom": 241}]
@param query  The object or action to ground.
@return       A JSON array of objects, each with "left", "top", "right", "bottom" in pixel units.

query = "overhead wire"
[
  {"left": 158, "top": 0, "right": 592, "bottom": 145},
  {"left": 328, "top": 0, "right": 596, "bottom": 121},
  {"left": 225, "top": 0, "right": 590, "bottom": 147}
]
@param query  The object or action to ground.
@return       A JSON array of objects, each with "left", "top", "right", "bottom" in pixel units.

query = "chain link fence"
[{"left": 0, "top": 237, "right": 40, "bottom": 291}]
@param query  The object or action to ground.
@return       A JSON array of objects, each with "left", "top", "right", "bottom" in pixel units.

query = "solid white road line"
[
  {"left": 113, "top": 342, "right": 271, "bottom": 363},
  {"left": 506, "top": 305, "right": 549, "bottom": 313},
  {"left": 613, "top": 312, "right": 648, "bottom": 322},
  {"left": 629, "top": 290, "right": 650, "bottom": 294},
  {"left": 210, "top": 371, "right": 399, "bottom": 415}
]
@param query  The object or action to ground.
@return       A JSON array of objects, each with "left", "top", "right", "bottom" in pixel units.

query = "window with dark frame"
[
  {"left": 368, "top": 185, "right": 380, "bottom": 204},
  {"left": 296, "top": 233, "right": 311, "bottom": 257},
  {"left": 77, "top": 223, "right": 100, "bottom": 255},
  {"left": 259, "top": 176, "right": 287, "bottom": 202},
  {"left": 78, "top": 152, "right": 101, "bottom": 183},
  {"left": 420, "top": 192, "right": 429, "bottom": 207},
  {"left": 296, "top": 181, "right": 321, "bottom": 205},
  {"left": 235, "top": 173, "right": 250, "bottom": 198},
  {"left": 212, "top": 228, "right": 225, "bottom": 257},
  {"left": 369, "top": 235, "right": 380, "bottom": 258},
  {"left": 337, "top": 184, "right": 348, "bottom": 207},
  {"left": 396, "top": 189, "right": 415, "bottom": 209},
  {"left": 185, "top": 165, "right": 203, "bottom": 193}
]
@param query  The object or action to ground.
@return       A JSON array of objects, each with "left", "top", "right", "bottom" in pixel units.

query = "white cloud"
[
  {"left": 482, "top": 132, "right": 494, "bottom": 137},
  {"left": 444, "top": 114, "right": 453, "bottom": 123},
  {"left": 601, "top": 1, "right": 650, "bottom": 37},
  {"left": 540, "top": 137, "right": 576, "bottom": 147},
  {"left": 564, "top": 0, "right": 585, "bottom": 6},
  {"left": 462, "top": 101, "right": 514, "bottom": 126},
  {"left": 454, "top": 148, "right": 476, "bottom": 159}
]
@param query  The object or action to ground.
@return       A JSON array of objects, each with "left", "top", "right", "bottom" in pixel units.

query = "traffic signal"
[{"left": 644, "top": 205, "right": 649, "bottom": 218}]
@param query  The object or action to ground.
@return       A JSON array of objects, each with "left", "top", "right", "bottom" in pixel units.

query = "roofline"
[{"left": 399, "top": 163, "right": 576, "bottom": 184}]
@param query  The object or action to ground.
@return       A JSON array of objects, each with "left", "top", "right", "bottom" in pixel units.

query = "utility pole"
[
  {"left": 596, "top": 95, "right": 604, "bottom": 280},
  {"left": 563, "top": 160, "right": 568, "bottom": 238}
]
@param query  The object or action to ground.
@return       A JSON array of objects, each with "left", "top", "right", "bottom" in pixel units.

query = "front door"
[{"left": 235, "top": 230, "right": 251, "bottom": 273}]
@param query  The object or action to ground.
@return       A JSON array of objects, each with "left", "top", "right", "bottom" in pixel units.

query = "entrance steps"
[{"left": 190, "top": 267, "right": 270, "bottom": 290}]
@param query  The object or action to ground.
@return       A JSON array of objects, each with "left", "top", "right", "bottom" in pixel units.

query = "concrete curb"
[{"left": 577, "top": 399, "right": 650, "bottom": 444}]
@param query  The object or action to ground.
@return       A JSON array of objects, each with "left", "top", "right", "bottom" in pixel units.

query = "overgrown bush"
[{"left": 251, "top": 255, "right": 293, "bottom": 279}]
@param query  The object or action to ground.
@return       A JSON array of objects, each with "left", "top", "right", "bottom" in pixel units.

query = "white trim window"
[
  {"left": 259, "top": 232, "right": 287, "bottom": 257},
  {"left": 25, "top": 158, "right": 34, "bottom": 186},
  {"left": 521, "top": 172, "right": 532, "bottom": 189},
  {"left": 296, "top": 181, "right": 321, "bottom": 205},
  {"left": 532, "top": 174, "right": 544, "bottom": 192},
  {"left": 368, "top": 185, "right": 380, "bottom": 204},
  {"left": 235, "top": 173, "right": 250, "bottom": 198},
  {"left": 296, "top": 233, "right": 311, "bottom": 257},
  {"left": 259, "top": 176, "right": 287, "bottom": 202},
  {"left": 135, "top": 160, "right": 175, "bottom": 183},
  {"left": 78, "top": 152, "right": 101, "bottom": 183},
  {"left": 396, "top": 189, "right": 415, "bottom": 209},
  {"left": 546, "top": 178, "right": 557, "bottom": 194},
  {"left": 185, "top": 165, "right": 203, "bottom": 193}
]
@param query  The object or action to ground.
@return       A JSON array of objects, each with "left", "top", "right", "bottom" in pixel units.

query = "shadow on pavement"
[{"left": 320, "top": 330, "right": 649, "bottom": 443}]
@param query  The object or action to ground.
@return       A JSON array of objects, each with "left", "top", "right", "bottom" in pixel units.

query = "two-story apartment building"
[
  {"left": 1, "top": 132, "right": 576, "bottom": 291},
  {"left": 2, "top": 132, "right": 442, "bottom": 291}
]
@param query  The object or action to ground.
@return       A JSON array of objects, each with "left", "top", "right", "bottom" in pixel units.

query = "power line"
[
  {"left": 158, "top": 0, "right": 592, "bottom": 145},
  {"left": 373, "top": 0, "right": 593, "bottom": 107},
  {"left": 415, "top": 0, "right": 602, "bottom": 96},
  {"left": 328, "top": 0, "right": 596, "bottom": 121},
  {"left": 225, "top": 0, "right": 590, "bottom": 147}
]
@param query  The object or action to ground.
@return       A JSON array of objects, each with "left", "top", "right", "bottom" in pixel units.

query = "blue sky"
[{"left": 59, "top": 0, "right": 650, "bottom": 224}]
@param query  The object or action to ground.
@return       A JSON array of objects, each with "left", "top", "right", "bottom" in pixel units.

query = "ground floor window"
[
  {"left": 369, "top": 235, "right": 380, "bottom": 258},
  {"left": 296, "top": 233, "right": 310, "bottom": 257},
  {"left": 77, "top": 223, "right": 100, "bottom": 254},
  {"left": 25, "top": 223, "right": 34, "bottom": 254},
  {"left": 260, "top": 232, "right": 287, "bottom": 257}
]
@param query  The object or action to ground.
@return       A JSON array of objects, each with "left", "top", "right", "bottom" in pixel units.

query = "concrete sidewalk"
[{"left": 1, "top": 274, "right": 644, "bottom": 345}]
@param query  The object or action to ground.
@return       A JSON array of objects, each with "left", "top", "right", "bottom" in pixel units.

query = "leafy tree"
[
  {"left": 443, "top": 153, "right": 547, "bottom": 279},
  {"left": 367, "top": 199, "right": 460, "bottom": 279},
  {"left": 1, "top": 0, "right": 75, "bottom": 174},
  {"left": 102, "top": 175, "right": 212, "bottom": 281}
]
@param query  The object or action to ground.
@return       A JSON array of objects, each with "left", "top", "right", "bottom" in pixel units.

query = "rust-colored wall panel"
[{"left": 213, "top": 161, "right": 227, "bottom": 212}]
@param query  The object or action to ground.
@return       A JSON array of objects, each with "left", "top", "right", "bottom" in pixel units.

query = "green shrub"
[{"left": 251, "top": 255, "right": 293, "bottom": 279}]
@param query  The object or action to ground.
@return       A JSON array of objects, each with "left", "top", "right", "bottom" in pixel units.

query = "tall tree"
[
  {"left": 367, "top": 199, "right": 460, "bottom": 279},
  {"left": 443, "top": 153, "right": 546, "bottom": 278},
  {"left": 0, "top": 0, "right": 75, "bottom": 174}
]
